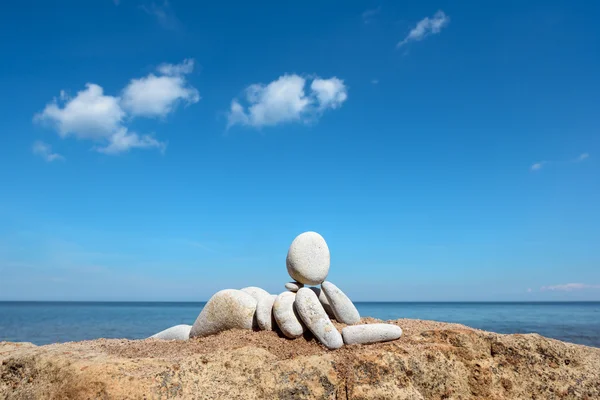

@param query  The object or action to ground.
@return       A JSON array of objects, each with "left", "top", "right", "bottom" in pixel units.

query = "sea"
[{"left": 1, "top": 301, "right": 599, "bottom": 347}]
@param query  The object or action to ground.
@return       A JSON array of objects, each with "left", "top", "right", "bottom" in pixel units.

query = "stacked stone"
[{"left": 150, "top": 231, "right": 403, "bottom": 350}]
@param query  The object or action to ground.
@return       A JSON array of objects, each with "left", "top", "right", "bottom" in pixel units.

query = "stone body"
[
  {"left": 149, "top": 324, "right": 191, "bottom": 340},
  {"left": 342, "top": 324, "right": 402, "bottom": 345},
  {"left": 284, "top": 281, "right": 304, "bottom": 292},
  {"left": 286, "top": 232, "right": 330, "bottom": 285},
  {"left": 321, "top": 281, "right": 360, "bottom": 324},
  {"left": 308, "top": 287, "right": 335, "bottom": 319},
  {"left": 241, "top": 286, "right": 271, "bottom": 302},
  {"left": 295, "top": 288, "right": 343, "bottom": 350},
  {"left": 256, "top": 294, "right": 277, "bottom": 331},
  {"left": 190, "top": 289, "right": 257, "bottom": 338},
  {"left": 272, "top": 292, "right": 305, "bottom": 338}
]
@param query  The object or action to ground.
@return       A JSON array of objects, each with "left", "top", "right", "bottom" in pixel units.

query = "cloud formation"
[
  {"left": 227, "top": 74, "right": 347, "bottom": 129},
  {"left": 576, "top": 153, "right": 589, "bottom": 162},
  {"left": 32, "top": 141, "right": 64, "bottom": 162},
  {"left": 540, "top": 283, "right": 600, "bottom": 291},
  {"left": 34, "top": 60, "right": 197, "bottom": 154},
  {"left": 397, "top": 10, "right": 449, "bottom": 48},
  {"left": 362, "top": 7, "right": 381, "bottom": 24},
  {"left": 140, "top": 1, "right": 181, "bottom": 31},
  {"left": 530, "top": 161, "right": 546, "bottom": 171},
  {"left": 531, "top": 153, "right": 590, "bottom": 171}
]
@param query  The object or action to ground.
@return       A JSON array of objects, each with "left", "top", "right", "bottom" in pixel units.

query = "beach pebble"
[
  {"left": 190, "top": 289, "right": 257, "bottom": 338},
  {"left": 295, "top": 288, "right": 343, "bottom": 350},
  {"left": 286, "top": 232, "right": 330, "bottom": 285},
  {"left": 149, "top": 324, "right": 191, "bottom": 340},
  {"left": 273, "top": 292, "right": 305, "bottom": 338},
  {"left": 342, "top": 324, "right": 402, "bottom": 345},
  {"left": 241, "top": 286, "right": 271, "bottom": 303},
  {"left": 285, "top": 281, "right": 304, "bottom": 292},
  {"left": 256, "top": 294, "right": 278, "bottom": 331},
  {"left": 321, "top": 281, "right": 360, "bottom": 324},
  {"left": 309, "top": 287, "right": 335, "bottom": 319}
]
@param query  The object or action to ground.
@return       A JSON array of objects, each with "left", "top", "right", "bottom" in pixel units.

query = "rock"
[
  {"left": 286, "top": 231, "right": 330, "bottom": 285},
  {"left": 272, "top": 292, "right": 305, "bottom": 338},
  {"left": 308, "top": 287, "right": 335, "bottom": 319},
  {"left": 241, "top": 286, "right": 271, "bottom": 302},
  {"left": 342, "top": 324, "right": 402, "bottom": 345},
  {"left": 284, "top": 281, "right": 304, "bottom": 292},
  {"left": 4, "top": 319, "right": 600, "bottom": 399},
  {"left": 321, "top": 281, "right": 360, "bottom": 324},
  {"left": 294, "top": 288, "right": 343, "bottom": 350},
  {"left": 256, "top": 294, "right": 277, "bottom": 331},
  {"left": 149, "top": 324, "right": 192, "bottom": 340},
  {"left": 189, "top": 289, "right": 257, "bottom": 338}
]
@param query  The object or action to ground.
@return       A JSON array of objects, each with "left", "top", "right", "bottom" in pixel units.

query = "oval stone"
[
  {"left": 256, "top": 294, "right": 278, "bottom": 331},
  {"left": 321, "top": 281, "right": 360, "bottom": 325},
  {"left": 149, "top": 324, "right": 191, "bottom": 340},
  {"left": 286, "top": 232, "right": 330, "bottom": 285},
  {"left": 308, "top": 287, "right": 335, "bottom": 319},
  {"left": 190, "top": 289, "right": 257, "bottom": 338},
  {"left": 241, "top": 286, "right": 271, "bottom": 302},
  {"left": 285, "top": 281, "right": 304, "bottom": 292},
  {"left": 295, "top": 288, "right": 343, "bottom": 350},
  {"left": 273, "top": 292, "right": 305, "bottom": 338},
  {"left": 341, "top": 324, "right": 403, "bottom": 345}
]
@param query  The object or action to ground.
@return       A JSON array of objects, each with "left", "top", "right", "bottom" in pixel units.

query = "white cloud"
[
  {"left": 530, "top": 162, "right": 546, "bottom": 171},
  {"left": 362, "top": 6, "right": 381, "bottom": 24},
  {"left": 32, "top": 141, "right": 64, "bottom": 162},
  {"left": 576, "top": 153, "right": 589, "bottom": 162},
  {"left": 140, "top": 1, "right": 181, "bottom": 31},
  {"left": 371, "top": 79, "right": 379, "bottom": 85},
  {"left": 121, "top": 71, "right": 199, "bottom": 117},
  {"left": 34, "top": 60, "right": 197, "bottom": 154},
  {"left": 227, "top": 74, "right": 347, "bottom": 129},
  {"left": 540, "top": 283, "right": 600, "bottom": 291},
  {"left": 397, "top": 10, "right": 450, "bottom": 48}
]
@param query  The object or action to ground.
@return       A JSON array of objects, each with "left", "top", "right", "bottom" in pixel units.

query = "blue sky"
[{"left": 1, "top": 0, "right": 599, "bottom": 301}]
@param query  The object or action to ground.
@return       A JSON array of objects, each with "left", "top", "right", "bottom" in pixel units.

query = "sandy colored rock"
[
  {"left": 272, "top": 292, "right": 305, "bottom": 338},
  {"left": 149, "top": 324, "right": 192, "bottom": 340},
  {"left": 2, "top": 319, "right": 600, "bottom": 399},
  {"left": 295, "top": 288, "right": 343, "bottom": 350},
  {"left": 190, "top": 289, "right": 257, "bottom": 338}
]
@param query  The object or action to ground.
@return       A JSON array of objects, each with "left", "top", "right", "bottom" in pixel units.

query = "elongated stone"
[
  {"left": 308, "top": 287, "right": 335, "bottom": 319},
  {"left": 286, "top": 232, "right": 330, "bottom": 285},
  {"left": 273, "top": 292, "right": 305, "bottom": 338},
  {"left": 241, "top": 286, "right": 271, "bottom": 302},
  {"left": 321, "top": 281, "right": 360, "bottom": 324},
  {"left": 256, "top": 294, "right": 278, "bottom": 331},
  {"left": 190, "top": 289, "right": 257, "bottom": 338},
  {"left": 342, "top": 324, "right": 402, "bottom": 345},
  {"left": 295, "top": 288, "right": 343, "bottom": 350},
  {"left": 149, "top": 324, "right": 191, "bottom": 340},
  {"left": 285, "top": 281, "right": 304, "bottom": 292}
]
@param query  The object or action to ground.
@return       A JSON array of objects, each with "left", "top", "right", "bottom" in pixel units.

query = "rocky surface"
[{"left": 2, "top": 318, "right": 600, "bottom": 400}]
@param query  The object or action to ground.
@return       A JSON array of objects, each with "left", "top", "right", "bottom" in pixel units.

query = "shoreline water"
[{"left": 1, "top": 301, "right": 599, "bottom": 347}]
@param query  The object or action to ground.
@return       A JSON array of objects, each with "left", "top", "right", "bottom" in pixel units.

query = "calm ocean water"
[{"left": 0, "top": 302, "right": 599, "bottom": 347}]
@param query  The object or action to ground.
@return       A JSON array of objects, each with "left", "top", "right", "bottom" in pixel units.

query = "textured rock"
[
  {"left": 284, "top": 281, "right": 304, "bottom": 292},
  {"left": 149, "top": 325, "right": 191, "bottom": 341},
  {"left": 3, "top": 319, "right": 600, "bottom": 400},
  {"left": 309, "top": 286, "right": 335, "bottom": 319},
  {"left": 321, "top": 281, "right": 360, "bottom": 324},
  {"left": 240, "top": 286, "right": 271, "bottom": 302},
  {"left": 256, "top": 294, "right": 277, "bottom": 331},
  {"left": 295, "top": 288, "right": 343, "bottom": 350},
  {"left": 342, "top": 323, "right": 402, "bottom": 345},
  {"left": 286, "top": 231, "right": 330, "bottom": 285},
  {"left": 272, "top": 292, "right": 305, "bottom": 338},
  {"left": 189, "top": 289, "right": 257, "bottom": 338}
]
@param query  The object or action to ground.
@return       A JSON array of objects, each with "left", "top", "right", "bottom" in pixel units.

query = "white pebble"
[
  {"left": 295, "top": 288, "right": 342, "bottom": 350},
  {"left": 273, "top": 292, "right": 305, "bottom": 338},
  {"left": 149, "top": 324, "right": 191, "bottom": 340},
  {"left": 342, "top": 324, "right": 402, "bottom": 345},
  {"left": 285, "top": 281, "right": 304, "bottom": 292},
  {"left": 321, "top": 281, "right": 360, "bottom": 324},
  {"left": 256, "top": 294, "right": 277, "bottom": 331},
  {"left": 286, "top": 232, "right": 330, "bottom": 285},
  {"left": 190, "top": 289, "right": 257, "bottom": 338}
]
